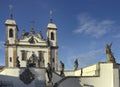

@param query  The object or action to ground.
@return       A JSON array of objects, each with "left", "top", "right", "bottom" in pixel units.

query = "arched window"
[
  {"left": 9, "top": 29, "right": 13, "bottom": 37},
  {"left": 51, "top": 32, "right": 54, "bottom": 40}
]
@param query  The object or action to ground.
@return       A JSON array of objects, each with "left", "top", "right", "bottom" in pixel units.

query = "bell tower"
[
  {"left": 5, "top": 19, "right": 18, "bottom": 44},
  {"left": 4, "top": 5, "right": 18, "bottom": 67},
  {"left": 5, "top": 5, "right": 18, "bottom": 44},
  {"left": 5, "top": 19, "right": 18, "bottom": 67},
  {"left": 46, "top": 17, "right": 58, "bottom": 71},
  {"left": 46, "top": 20, "right": 57, "bottom": 46}
]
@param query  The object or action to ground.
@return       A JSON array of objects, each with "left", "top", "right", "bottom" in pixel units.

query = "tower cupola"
[
  {"left": 47, "top": 22, "right": 57, "bottom": 29},
  {"left": 5, "top": 19, "right": 16, "bottom": 25}
]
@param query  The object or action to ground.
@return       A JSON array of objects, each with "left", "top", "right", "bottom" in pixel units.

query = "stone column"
[
  {"left": 13, "top": 46, "right": 17, "bottom": 67},
  {"left": 55, "top": 49, "right": 58, "bottom": 71},
  {"left": 48, "top": 47, "right": 51, "bottom": 64},
  {"left": 5, "top": 47, "right": 8, "bottom": 67}
]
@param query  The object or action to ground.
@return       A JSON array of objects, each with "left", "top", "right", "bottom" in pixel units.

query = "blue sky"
[{"left": 0, "top": 0, "right": 120, "bottom": 69}]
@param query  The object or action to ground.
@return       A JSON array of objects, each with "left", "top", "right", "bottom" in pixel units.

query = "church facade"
[{"left": 4, "top": 18, "right": 58, "bottom": 71}]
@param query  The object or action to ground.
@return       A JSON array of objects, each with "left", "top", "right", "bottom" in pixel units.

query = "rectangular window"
[
  {"left": 10, "top": 57, "right": 12, "bottom": 62},
  {"left": 38, "top": 51, "right": 44, "bottom": 66},
  {"left": 21, "top": 50, "right": 27, "bottom": 61}
]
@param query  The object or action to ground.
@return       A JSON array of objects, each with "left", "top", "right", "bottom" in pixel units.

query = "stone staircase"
[
  {"left": 53, "top": 76, "right": 81, "bottom": 87},
  {"left": 46, "top": 72, "right": 63, "bottom": 87}
]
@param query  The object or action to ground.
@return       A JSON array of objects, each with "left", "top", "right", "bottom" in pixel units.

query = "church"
[
  {"left": 4, "top": 16, "right": 58, "bottom": 71},
  {"left": 0, "top": 9, "right": 120, "bottom": 87}
]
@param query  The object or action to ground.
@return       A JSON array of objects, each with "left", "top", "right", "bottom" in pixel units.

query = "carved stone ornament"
[{"left": 19, "top": 68, "right": 35, "bottom": 85}]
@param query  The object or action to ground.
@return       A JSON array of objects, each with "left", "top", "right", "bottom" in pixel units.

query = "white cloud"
[
  {"left": 65, "top": 49, "right": 105, "bottom": 69},
  {"left": 77, "top": 49, "right": 104, "bottom": 66},
  {"left": 74, "top": 14, "right": 115, "bottom": 38}
]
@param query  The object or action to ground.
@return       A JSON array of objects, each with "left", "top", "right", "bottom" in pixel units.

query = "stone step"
[
  {"left": 46, "top": 85, "right": 53, "bottom": 87},
  {"left": 46, "top": 82, "right": 53, "bottom": 87}
]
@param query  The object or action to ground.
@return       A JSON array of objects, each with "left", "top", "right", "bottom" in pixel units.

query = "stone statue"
[
  {"left": 106, "top": 43, "right": 116, "bottom": 63},
  {"left": 46, "top": 63, "right": 52, "bottom": 83},
  {"left": 16, "top": 56, "right": 20, "bottom": 68},
  {"left": 39, "top": 31, "right": 43, "bottom": 39},
  {"left": 60, "top": 61, "right": 65, "bottom": 77},
  {"left": 30, "top": 28, "right": 35, "bottom": 34},
  {"left": 28, "top": 52, "right": 38, "bottom": 67},
  {"left": 74, "top": 58, "right": 78, "bottom": 70},
  {"left": 27, "top": 59, "right": 31, "bottom": 67},
  {"left": 22, "top": 29, "right": 29, "bottom": 38}
]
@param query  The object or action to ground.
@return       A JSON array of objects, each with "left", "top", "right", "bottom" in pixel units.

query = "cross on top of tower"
[
  {"left": 9, "top": 5, "right": 13, "bottom": 19},
  {"left": 50, "top": 10, "right": 53, "bottom": 23}
]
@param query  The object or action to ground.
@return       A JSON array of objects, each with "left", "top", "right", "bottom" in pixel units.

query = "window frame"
[
  {"left": 51, "top": 32, "right": 54, "bottom": 40},
  {"left": 21, "top": 50, "right": 27, "bottom": 61},
  {"left": 9, "top": 29, "right": 14, "bottom": 38}
]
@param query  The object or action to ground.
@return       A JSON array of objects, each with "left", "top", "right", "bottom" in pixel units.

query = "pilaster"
[
  {"left": 13, "top": 46, "right": 17, "bottom": 67},
  {"left": 55, "top": 49, "right": 58, "bottom": 71},
  {"left": 48, "top": 47, "right": 51, "bottom": 64},
  {"left": 5, "top": 47, "right": 8, "bottom": 67}
]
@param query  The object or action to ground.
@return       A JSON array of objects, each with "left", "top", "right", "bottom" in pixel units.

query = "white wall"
[
  {"left": 64, "top": 63, "right": 99, "bottom": 77},
  {"left": 64, "top": 71, "right": 75, "bottom": 76},
  {"left": 57, "top": 63, "right": 119, "bottom": 87},
  {"left": 113, "top": 68, "right": 119, "bottom": 87},
  {"left": 81, "top": 63, "right": 114, "bottom": 87}
]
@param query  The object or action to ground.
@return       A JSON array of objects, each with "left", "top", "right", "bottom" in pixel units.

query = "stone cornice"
[
  {"left": 46, "top": 28, "right": 57, "bottom": 33},
  {"left": 51, "top": 46, "right": 59, "bottom": 49},
  {"left": 47, "top": 28, "right": 57, "bottom": 30},
  {"left": 5, "top": 44, "right": 49, "bottom": 48},
  {"left": 5, "top": 24, "right": 19, "bottom": 31},
  {"left": 4, "top": 43, "right": 59, "bottom": 48},
  {"left": 5, "top": 24, "right": 17, "bottom": 26}
]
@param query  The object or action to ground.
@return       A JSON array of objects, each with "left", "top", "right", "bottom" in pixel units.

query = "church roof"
[
  {"left": 5, "top": 19, "right": 16, "bottom": 25},
  {"left": 47, "top": 22, "right": 57, "bottom": 29}
]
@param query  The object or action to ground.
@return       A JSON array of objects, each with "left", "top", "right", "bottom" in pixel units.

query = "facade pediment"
[{"left": 19, "top": 34, "right": 46, "bottom": 44}]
